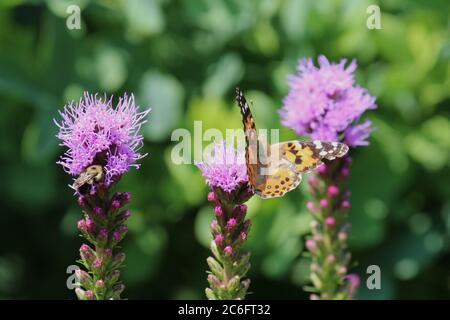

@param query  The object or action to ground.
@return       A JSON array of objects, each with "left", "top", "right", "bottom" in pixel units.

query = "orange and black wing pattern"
[{"left": 236, "top": 87, "right": 259, "bottom": 189}]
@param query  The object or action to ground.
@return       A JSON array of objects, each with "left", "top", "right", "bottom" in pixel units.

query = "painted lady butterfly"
[{"left": 236, "top": 87, "right": 349, "bottom": 198}]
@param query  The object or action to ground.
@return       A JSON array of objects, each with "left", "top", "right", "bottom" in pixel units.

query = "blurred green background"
[{"left": 0, "top": 0, "right": 449, "bottom": 299}]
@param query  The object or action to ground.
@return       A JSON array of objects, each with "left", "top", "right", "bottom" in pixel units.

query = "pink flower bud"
[
  {"left": 207, "top": 192, "right": 216, "bottom": 202},
  {"left": 326, "top": 255, "right": 336, "bottom": 264},
  {"left": 93, "top": 258, "right": 102, "bottom": 268},
  {"left": 238, "top": 204, "right": 247, "bottom": 215},
  {"left": 104, "top": 248, "right": 113, "bottom": 258},
  {"left": 112, "top": 225, "right": 128, "bottom": 243},
  {"left": 226, "top": 218, "right": 237, "bottom": 229},
  {"left": 327, "top": 185, "right": 339, "bottom": 197},
  {"left": 214, "top": 206, "right": 223, "bottom": 217},
  {"left": 340, "top": 167, "right": 349, "bottom": 178},
  {"left": 214, "top": 234, "right": 224, "bottom": 245},
  {"left": 224, "top": 245, "right": 233, "bottom": 255},
  {"left": 305, "top": 239, "right": 316, "bottom": 252},
  {"left": 111, "top": 199, "right": 121, "bottom": 209},
  {"left": 306, "top": 201, "right": 315, "bottom": 211},
  {"left": 77, "top": 219, "right": 87, "bottom": 232},
  {"left": 80, "top": 244, "right": 91, "bottom": 254},
  {"left": 346, "top": 273, "right": 360, "bottom": 297},
  {"left": 122, "top": 192, "right": 131, "bottom": 203},
  {"left": 93, "top": 207, "right": 103, "bottom": 217},
  {"left": 325, "top": 216, "right": 335, "bottom": 227},
  {"left": 75, "top": 269, "right": 90, "bottom": 285},
  {"left": 307, "top": 176, "right": 317, "bottom": 184},
  {"left": 97, "top": 228, "right": 108, "bottom": 243},
  {"left": 95, "top": 280, "right": 104, "bottom": 288},
  {"left": 319, "top": 199, "right": 329, "bottom": 208},
  {"left": 210, "top": 220, "right": 218, "bottom": 231},
  {"left": 85, "top": 290, "right": 94, "bottom": 299},
  {"left": 239, "top": 232, "right": 247, "bottom": 241},
  {"left": 341, "top": 200, "right": 350, "bottom": 209},
  {"left": 85, "top": 218, "right": 95, "bottom": 231},
  {"left": 89, "top": 186, "right": 97, "bottom": 196},
  {"left": 317, "top": 164, "right": 327, "bottom": 174},
  {"left": 112, "top": 192, "right": 127, "bottom": 205},
  {"left": 112, "top": 231, "right": 121, "bottom": 242},
  {"left": 346, "top": 274, "right": 360, "bottom": 287},
  {"left": 115, "top": 210, "right": 131, "bottom": 224},
  {"left": 78, "top": 196, "right": 86, "bottom": 206}
]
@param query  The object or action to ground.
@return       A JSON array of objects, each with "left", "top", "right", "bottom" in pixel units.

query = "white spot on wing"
[{"left": 313, "top": 141, "right": 323, "bottom": 149}]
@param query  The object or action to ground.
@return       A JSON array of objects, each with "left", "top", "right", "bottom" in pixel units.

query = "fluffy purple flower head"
[
  {"left": 55, "top": 92, "right": 150, "bottom": 185},
  {"left": 195, "top": 142, "right": 248, "bottom": 193},
  {"left": 280, "top": 55, "right": 376, "bottom": 147}
]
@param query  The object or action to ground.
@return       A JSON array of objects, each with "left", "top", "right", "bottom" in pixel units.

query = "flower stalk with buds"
[
  {"left": 280, "top": 55, "right": 377, "bottom": 299},
  {"left": 74, "top": 191, "right": 130, "bottom": 300},
  {"left": 305, "top": 157, "right": 359, "bottom": 299},
  {"left": 196, "top": 142, "right": 254, "bottom": 300},
  {"left": 56, "top": 92, "right": 149, "bottom": 299}
]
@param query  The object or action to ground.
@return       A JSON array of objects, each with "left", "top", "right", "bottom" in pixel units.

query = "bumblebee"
[{"left": 72, "top": 165, "right": 104, "bottom": 191}]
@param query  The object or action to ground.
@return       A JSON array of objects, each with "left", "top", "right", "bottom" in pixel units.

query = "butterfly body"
[{"left": 235, "top": 88, "right": 349, "bottom": 198}]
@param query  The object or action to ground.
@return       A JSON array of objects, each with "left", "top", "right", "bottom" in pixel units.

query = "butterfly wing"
[
  {"left": 255, "top": 163, "right": 301, "bottom": 198},
  {"left": 236, "top": 87, "right": 268, "bottom": 190},
  {"left": 254, "top": 140, "right": 349, "bottom": 198},
  {"left": 235, "top": 88, "right": 349, "bottom": 199},
  {"left": 272, "top": 140, "right": 349, "bottom": 173}
]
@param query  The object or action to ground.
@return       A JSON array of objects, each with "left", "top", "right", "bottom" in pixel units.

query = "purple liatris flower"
[
  {"left": 281, "top": 55, "right": 377, "bottom": 300},
  {"left": 196, "top": 142, "right": 248, "bottom": 193},
  {"left": 280, "top": 55, "right": 376, "bottom": 147},
  {"left": 55, "top": 92, "right": 149, "bottom": 186},
  {"left": 196, "top": 142, "right": 253, "bottom": 300},
  {"left": 56, "top": 92, "right": 149, "bottom": 300}
]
